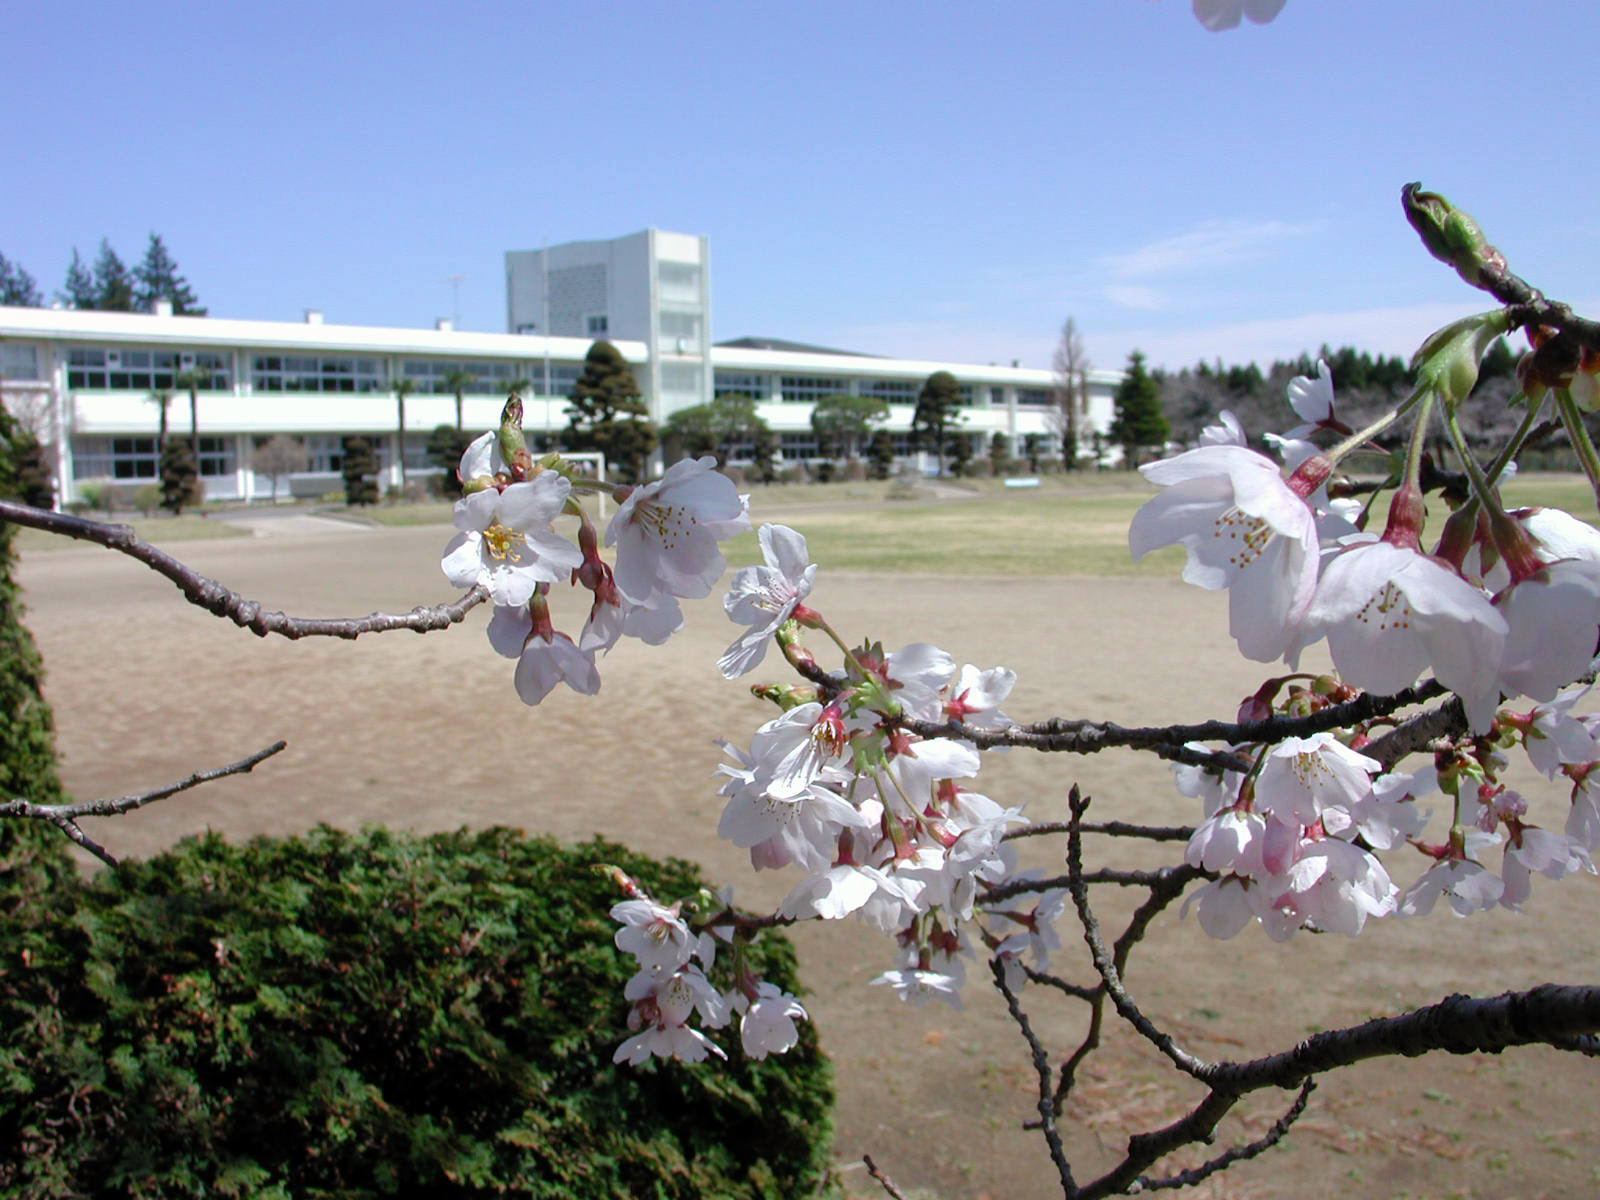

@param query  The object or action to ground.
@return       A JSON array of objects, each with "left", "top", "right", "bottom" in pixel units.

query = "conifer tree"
[
  {"left": 912, "top": 371, "right": 965, "bottom": 477},
  {"left": 92, "top": 240, "right": 136, "bottom": 311},
  {"left": 564, "top": 340, "right": 656, "bottom": 483},
  {"left": 867, "top": 429, "right": 895, "bottom": 480},
  {"left": 428, "top": 425, "right": 472, "bottom": 497},
  {"left": 59, "top": 250, "right": 96, "bottom": 310},
  {"left": 160, "top": 439, "right": 199, "bottom": 514},
  {"left": 1110, "top": 350, "right": 1169, "bottom": 468},
  {"left": 342, "top": 436, "right": 379, "bottom": 506},
  {"left": 0, "top": 253, "right": 42, "bottom": 307},
  {"left": 134, "top": 233, "right": 205, "bottom": 315}
]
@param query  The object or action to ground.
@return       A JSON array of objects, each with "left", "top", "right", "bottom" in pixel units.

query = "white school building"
[{"left": 0, "top": 229, "right": 1119, "bottom": 505}]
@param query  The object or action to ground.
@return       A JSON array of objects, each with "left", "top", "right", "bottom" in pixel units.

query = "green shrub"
[{"left": 0, "top": 825, "right": 834, "bottom": 1199}]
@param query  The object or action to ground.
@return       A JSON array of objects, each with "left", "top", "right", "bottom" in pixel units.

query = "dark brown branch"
[
  {"left": 1, "top": 740, "right": 288, "bottom": 866},
  {"left": 992, "top": 958, "right": 1079, "bottom": 1197},
  {"left": 1007, "top": 819, "right": 1196, "bottom": 843},
  {"left": 0, "top": 499, "right": 487, "bottom": 639},
  {"left": 862, "top": 1154, "right": 909, "bottom": 1200},
  {"left": 1136, "top": 1080, "right": 1315, "bottom": 1193},
  {"left": 1361, "top": 694, "right": 1466, "bottom": 768}
]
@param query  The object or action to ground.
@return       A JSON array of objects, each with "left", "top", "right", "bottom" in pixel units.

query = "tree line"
[{"left": 1, "top": 235, "right": 204, "bottom": 315}]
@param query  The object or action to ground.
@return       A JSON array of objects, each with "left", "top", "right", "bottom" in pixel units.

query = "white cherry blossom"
[
  {"left": 606, "top": 456, "right": 750, "bottom": 602},
  {"left": 440, "top": 473, "right": 581, "bottom": 606},
  {"left": 719, "top": 523, "right": 816, "bottom": 678},
  {"left": 736, "top": 984, "right": 808, "bottom": 1059}
]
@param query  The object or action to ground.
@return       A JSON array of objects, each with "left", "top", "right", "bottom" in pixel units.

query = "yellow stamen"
[{"left": 483, "top": 518, "right": 520, "bottom": 560}]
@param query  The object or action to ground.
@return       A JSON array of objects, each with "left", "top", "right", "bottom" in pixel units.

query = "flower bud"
[
  {"left": 1411, "top": 310, "right": 1514, "bottom": 410},
  {"left": 1401, "top": 183, "right": 1506, "bottom": 288}
]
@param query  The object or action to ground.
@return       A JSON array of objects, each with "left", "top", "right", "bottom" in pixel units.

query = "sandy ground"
[{"left": 14, "top": 520, "right": 1600, "bottom": 1200}]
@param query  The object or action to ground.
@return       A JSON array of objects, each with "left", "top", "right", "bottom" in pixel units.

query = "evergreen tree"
[
  {"left": 752, "top": 423, "right": 781, "bottom": 483},
  {"left": 11, "top": 428, "right": 53, "bottom": 509},
  {"left": 59, "top": 249, "right": 96, "bottom": 310},
  {"left": 134, "top": 233, "right": 205, "bottom": 315},
  {"left": 1110, "top": 350, "right": 1168, "bottom": 468},
  {"left": 565, "top": 340, "right": 657, "bottom": 483},
  {"left": 342, "top": 436, "right": 379, "bottom": 506},
  {"left": 1022, "top": 432, "right": 1043, "bottom": 473},
  {"left": 912, "top": 370, "right": 965, "bottom": 477},
  {"left": 947, "top": 430, "right": 974, "bottom": 477},
  {"left": 662, "top": 393, "right": 768, "bottom": 466},
  {"left": 867, "top": 429, "right": 895, "bottom": 480},
  {"left": 92, "top": 239, "right": 136, "bottom": 311},
  {"left": 0, "top": 253, "right": 42, "bottom": 307},
  {"left": 0, "top": 396, "right": 76, "bottom": 910},
  {"left": 810, "top": 392, "right": 888, "bottom": 461},
  {"left": 160, "top": 439, "right": 199, "bottom": 514},
  {"left": 427, "top": 424, "right": 472, "bottom": 497},
  {"left": 988, "top": 431, "right": 1011, "bottom": 477}
]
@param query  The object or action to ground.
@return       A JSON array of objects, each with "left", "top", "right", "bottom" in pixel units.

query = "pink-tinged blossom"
[
  {"left": 1500, "top": 826, "right": 1591, "bottom": 910},
  {"left": 610, "top": 899, "right": 697, "bottom": 974},
  {"left": 869, "top": 967, "right": 964, "bottom": 1009},
  {"left": 1399, "top": 837, "right": 1505, "bottom": 917},
  {"left": 1279, "top": 838, "right": 1397, "bottom": 935},
  {"left": 1300, "top": 539, "right": 1507, "bottom": 731},
  {"left": 1128, "top": 445, "right": 1320, "bottom": 662},
  {"left": 717, "top": 767, "right": 869, "bottom": 873},
  {"left": 514, "top": 631, "right": 600, "bottom": 705},
  {"left": 778, "top": 864, "right": 885, "bottom": 921},
  {"left": 457, "top": 430, "right": 508, "bottom": 485},
  {"left": 1284, "top": 359, "right": 1335, "bottom": 437},
  {"left": 719, "top": 523, "right": 817, "bottom": 678},
  {"left": 1566, "top": 771, "right": 1600, "bottom": 852},
  {"left": 1180, "top": 877, "right": 1257, "bottom": 939},
  {"left": 1255, "top": 733, "right": 1380, "bottom": 825},
  {"left": 1172, "top": 745, "right": 1246, "bottom": 819},
  {"left": 1186, "top": 809, "right": 1267, "bottom": 875},
  {"left": 883, "top": 643, "right": 957, "bottom": 720},
  {"left": 613, "top": 967, "right": 729, "bottom": 1066},
  {"left": 1522, "top": 686, "right": 1600, "bottom": 779},
  {"left": 1494, "top": 560, "right": 1600, "bottom": 706},
  {"left": 1198, "top": 409, "right": 1246, "bottom": 447},
  {"left": 441, "top": 474, "right": 581, "bottom": 606},
  {"left": 606, "top": 456, "right": 750, "bottom": 602},
  {"left": 736, "top": 983, "right": 808, "bottom": 1059},
  {"left": 745, "top": 702, "right": 852, "bottom": 801},
  {"left": 1517, "top": 507, "right": 1600, "bottom": 564},
  {"left": 944, "top": 664, "right": 1017, "bottom": 732}
]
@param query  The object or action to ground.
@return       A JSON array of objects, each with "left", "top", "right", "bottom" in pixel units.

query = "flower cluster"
[{"left": 440, "top": 406, "right": 750, "bottom": 704}]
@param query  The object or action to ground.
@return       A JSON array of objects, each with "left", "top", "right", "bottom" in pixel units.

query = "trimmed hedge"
[{"left": 0, "top": 826, "right": 835, "bottom": 1198}]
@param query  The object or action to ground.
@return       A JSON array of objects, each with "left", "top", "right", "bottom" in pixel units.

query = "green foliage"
[
  {"left": 988, "top": 432, "right": 1011, "bottom": 477},
  {"left": 342, "top": 436, "right": 380, "bottom": 506},
  {"left": 9, "top": 427, "right": 53, "bottom": 509},
  {"left": 0, "top": 253, "right": 42, "bottom": 307},
  {"left": 565, "top": 341, "right": 657, "bottom": 484},
  {"left": 0, "top": 825, "right": 834, "bottom": 1199},
  {"left": 867, "top": 429, "right": 894, "bottom": 480},
  {"left": 1110, "top": 351, "right": 1168, "bottom": 468},
  {"left": 428, "top": 425, "right": 473, "bottom": 498},
  {"left": 91, "top": 239, "right": 136, "bottom": 312},
  {"left": 913, "top": 371, "right": 965, "bottom": 476},
  {"left": 947, "top": 430, "right": 974, "bottom": 477},
  {"left": 442, "top": 369, "right": 477, "bottom": 431},
  {"left": 662, "top": 394, "right": 769, "bottom": 466},
  {"left": 134, "top": 234, "right": 205, "bottom": 316},
  {"left": 0, "top": 397, "right": 76, "bottom": 916},
  {"left": 810, "top": 393, "right": 888, "bottom": 460},
  {"left": 1022, "top": 432, "right": 1044, "bottom": 473},
  {"left": 751, "top": 424, "right": 781, "bottom": 483},
  {"left": 160, "top": 441, "right": 200, "bottom": 515}
]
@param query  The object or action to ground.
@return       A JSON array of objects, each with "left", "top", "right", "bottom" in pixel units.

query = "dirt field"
[{"left": 15, "top": 517, "right": 1600, "bottom": 1200}]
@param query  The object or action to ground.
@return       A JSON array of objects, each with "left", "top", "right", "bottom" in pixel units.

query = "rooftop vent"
[{"left": 304, "top": 309, "right": 324, "bottom": 325}]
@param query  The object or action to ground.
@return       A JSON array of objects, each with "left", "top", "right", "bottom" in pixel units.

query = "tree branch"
[
  {"left": 0, "top": 499, "right": 487, "bottom": 639},
  {"left": 0, "top": 740, "right": 288, "bottom": 866},
  {"left": 992, "top": 958, "right": 1079, "bottom": 1197}
]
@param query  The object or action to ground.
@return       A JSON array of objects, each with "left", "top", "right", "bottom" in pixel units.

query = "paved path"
[{"left": 213, "top": 508, "right": 373, "bottom": 537}]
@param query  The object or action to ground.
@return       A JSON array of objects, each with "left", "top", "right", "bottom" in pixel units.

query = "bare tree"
[
  {"left": 1051, "top": 317, "right": 1090, "bottom": 470},
  {"left": 252, "top": 434, "right": 309, "bottom": 504}
]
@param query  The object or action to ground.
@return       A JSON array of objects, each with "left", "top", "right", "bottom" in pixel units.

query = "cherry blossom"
[
  {"left": 735, "top": 983, "right": 809, "bottom": 1059},
  {"left": 1129, "top": 445, "right": 1320, "bottom": 662},
  {"left": 440, "top": 473, "right": 581, "bottom": 607},
  {"left": 1254, "top": 733, "right": 1380, "bottom": 825},
  {"left": 1494, "top": 560, "right": 1600, "bottom": 705},
  {"left": 869, "top": 966, "right": 964, "bottom": 1009},
  {"left": 719, "top": 523, "right": 816, "bottom": 678},
  {"left": 606, "top": 456, "right": 750, "bottom": 602}
]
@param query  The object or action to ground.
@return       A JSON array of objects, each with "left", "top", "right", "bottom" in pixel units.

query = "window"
[
  {"left": 779, "top": 432, "right": 818, "bottom": 460},
  {"left": 1017, "top": 388, "right": 1053, "bottom": 407},
  {"left": 68, "top": 347, "right": 232, "bottom": 391},
  {"left": 660, "top": 363, "right": 702, "bottom": 396},
  {"left": 0, "top": 343, "right": 40, "bottom": 381},
  {"left": 303, "top": 435, "right": 346, "bottom": 473},
  {"left": 196, "top": 436, "right": 234, "bottom": 479},
  {"left": 859, "top": 378, "right": 918, "bottom": 403},
  {"left": 713, "top": 371, "right": 769, "bottom": 400},
  {"left": 253, "top": 355, "right": 383, "bottom": 393},
  {"left": 657, "top": 261, "right": 701, "bottom": 303},
  {"left": 958, "top": 384, "right": 978, "bottom": 406},
  {"left": 779, "top": 376, "right": 847, "bottom": 404},
  {"left": 531, "top": 363, "right": 582, "bottom": 397},
  {"left": 400, "top": 359, "right": 523, "bottom": 395},
  {"left": 586, "top": 315, "right": 609, "bottom": 335},
  {"left": 658, "top": 310, "right": 701, "bottom": 351}
]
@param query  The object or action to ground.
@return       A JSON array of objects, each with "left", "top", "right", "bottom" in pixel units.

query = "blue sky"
[{"left": 5, "top": 0, "right": 1595, "bottom": 373}]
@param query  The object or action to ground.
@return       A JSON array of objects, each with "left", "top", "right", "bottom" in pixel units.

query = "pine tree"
[
  {"left": 342, "top": 437, "right": 379, "bottom": 506},
  {"left": 988, "top": 432, "right": 1010, "bottom": 477},
  {"left": 427, "top": 424, "right": 472, "bottom": 498},
  {"left": 564, "top": 340, "right": 657, "bottom": 483},
  {"left": 947, "top": 430, "right": 974, "bottom": 477},
  {"left": 92, "top": 239, "right": 136, "bottom": 311},
  {"left": 1110, "top": 351, "right": 1169, "bottom": 469},
  {"left": 867, "top": 429, "right": 895, "bottom": 480},
  {"left": 134, "top": 233, "right": 205, "bottom": 315},
  {"left": 60, "top": 249, "right": 96, "bottom": 309},
  {"left": 0, "top": 253, "right": 42, "bottom": 307},
  {"left": 912, "top": 371, "right": 965, "bottom": 477}
]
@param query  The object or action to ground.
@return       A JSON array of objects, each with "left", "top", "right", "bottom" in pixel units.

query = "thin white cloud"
[
  {"left": 1105, "top": 284, "right": 1163, "bottom": 311},
  {"left": 1102, "top": 218, "right": 1325, "bottom": 279}
]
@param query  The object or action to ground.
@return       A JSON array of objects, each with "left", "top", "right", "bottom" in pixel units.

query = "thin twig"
[
  {"left": 862, "top": 1154, "right": 909, "bottom": 1200},
  {"left": 1, "top": 740, "right": 289, "bottom": 866},
  {"left": 991, "top": 958, "right": 1079, "bottom": 1197},
  {"left": 1137, "top": 1080, "right": 1316, "bottom": 1192},
  {"left": 0, "top": 499, "right": 487, "bottom": 639},
  {"left": 1007, "top": 819, "right": 1196, "bottom": 843}
]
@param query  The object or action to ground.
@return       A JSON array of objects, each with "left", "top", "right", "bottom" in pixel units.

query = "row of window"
[
  {"left": 712, "top": 373, "right": 1039, "bottom": 406},
  {"left": 70, "top": 434, "right": 440, "bottom": 482},
  {"left": 67, "top": 349, "right": 235, "bottom": 392}
]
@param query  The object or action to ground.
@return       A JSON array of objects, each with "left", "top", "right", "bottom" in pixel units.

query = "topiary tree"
[
  {"left": 565, "top": 341, "right": 657, "bottom": 484},
  {"left": 988, "top": 432, "right": 1011, "bottom": 477},
  {"left": 428, "top": 424, "right": 473, "bottom": 498},
  {"left": 159, "top": 438, "right": 199, "bottom": 514},
  {"left": 810, "top": 393, "right": 888, "bottom": 463},
  {"left": 342, "top": 435, "right": 379, "bottom": 506},
  {"left": 0, "top": 826, "right": 834, "bottom": 1199},
  {"left": 1110, "top": 350, "right": 1168, "bottom": 468},
  {"left": 866, "top": 428, "right": 895, "bottom": 480},
  {"left": 912, "top": 371, "right": 964, "bottom": 476}
]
